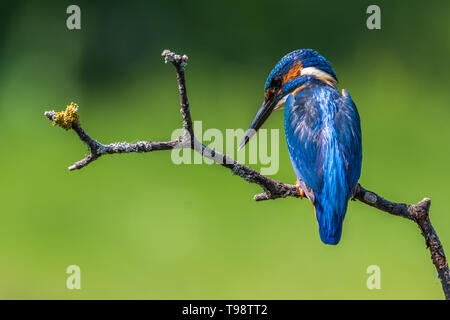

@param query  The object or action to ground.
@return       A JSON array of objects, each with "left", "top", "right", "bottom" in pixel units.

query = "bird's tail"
[
  {"left": 314, "top": 197, "right": 349, "bottom": 245},
  {"left": 314, "top": 161, "right": 352, "bottom": 245}
]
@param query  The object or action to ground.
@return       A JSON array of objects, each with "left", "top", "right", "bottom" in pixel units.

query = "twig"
[{"left": 44, "top": 49, "right": 449, "bottom": 299}]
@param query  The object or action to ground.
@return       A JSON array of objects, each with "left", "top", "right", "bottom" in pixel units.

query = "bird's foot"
[{"left": 295, "top": 179, "right": 305, "bottom": 199}]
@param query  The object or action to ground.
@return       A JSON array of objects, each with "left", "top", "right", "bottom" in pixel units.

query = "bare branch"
[
  {"left": 44, "top": 109, "right": 184, "bottom": 171},
  {"left": 44, "top": 49, "right": 449, "bottom": 299}
]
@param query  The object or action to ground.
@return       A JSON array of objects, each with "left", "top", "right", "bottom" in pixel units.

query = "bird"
[{"left": 239, "top": 49, "right": 362, "bottom": 245}]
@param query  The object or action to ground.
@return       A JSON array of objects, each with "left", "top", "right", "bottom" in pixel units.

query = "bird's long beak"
[{"left": 239, "top": 96, "right": 278, "bottom": 150}]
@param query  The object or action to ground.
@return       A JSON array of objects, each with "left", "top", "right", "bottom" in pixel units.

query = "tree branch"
[{"left": 44, "top": 49, "right": 449, "bottom": 300}]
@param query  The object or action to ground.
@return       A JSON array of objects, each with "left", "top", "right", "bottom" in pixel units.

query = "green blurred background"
[{"left": 0, "top": 0, "right": 449, "bottom": 299}]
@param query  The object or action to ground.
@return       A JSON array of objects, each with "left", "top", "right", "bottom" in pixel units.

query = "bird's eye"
[{"left": 271, "top": 76, "right": 282, "bottom": 91}]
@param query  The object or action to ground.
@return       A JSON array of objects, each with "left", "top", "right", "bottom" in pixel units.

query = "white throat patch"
[
  {"left": 301, "top": 67, "right": 336, "bottom": 83},
  {"left": 274, "top": 95, "right": 288, "bottom": 111}
]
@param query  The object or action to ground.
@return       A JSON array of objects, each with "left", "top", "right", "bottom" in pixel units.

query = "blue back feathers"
[{"left": 284, "top": 79, "right": 362, "bottom": 245}]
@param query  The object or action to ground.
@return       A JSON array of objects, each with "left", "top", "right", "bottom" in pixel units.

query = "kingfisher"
[{"left": 240, "top": 49, "right": 362, "bottom": 245}]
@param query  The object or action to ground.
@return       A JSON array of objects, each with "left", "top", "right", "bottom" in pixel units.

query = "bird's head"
[{"left": 239, "top": 49, "right": 337, "bottom": 149}]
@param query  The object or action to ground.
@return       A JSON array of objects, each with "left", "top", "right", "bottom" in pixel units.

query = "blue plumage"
[
  {"left": 241, "top": 49, "right": 362, "bottom": 245},
  {"left": 285, "top": 80, "right": 362, "bottom": 244}
]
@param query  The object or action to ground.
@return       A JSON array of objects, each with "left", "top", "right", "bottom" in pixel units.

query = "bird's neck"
[
  {"left": 300, "top": 67, "right": 337, "bottom": 85},
  {"left": 275, "top": 76, "right": 336, "bottom": 111},
  {"left": 283, "top": 75, "right": 335, "bottom": 94}
]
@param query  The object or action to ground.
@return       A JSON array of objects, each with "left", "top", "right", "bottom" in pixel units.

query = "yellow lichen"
[{"left": 52, "top": 102, "right": 79, "bottom": 130}]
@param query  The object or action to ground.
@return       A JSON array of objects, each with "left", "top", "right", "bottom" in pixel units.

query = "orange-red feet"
[{"left": 295, "top": 179, "right": 305, "bottom": 199}]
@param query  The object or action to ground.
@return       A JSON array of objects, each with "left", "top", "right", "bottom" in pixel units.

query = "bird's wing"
[
  {"left": 284, "top": 87, "right": 362, "bottom": 198},
  {"left": 335, "top": 89, "right": 362, "bottom": 192},
  {"left": 284, "top": 87, "right": 325, "bottom": 196}
]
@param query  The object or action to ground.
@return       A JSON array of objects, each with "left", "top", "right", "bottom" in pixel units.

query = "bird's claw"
[{"left": 296, "top": 179, "right": 305, "bottom": 199}]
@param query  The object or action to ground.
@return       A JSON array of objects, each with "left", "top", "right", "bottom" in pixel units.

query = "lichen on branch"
[{"left": 49, "top": 102, "right": 79, "bottom": 130}]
